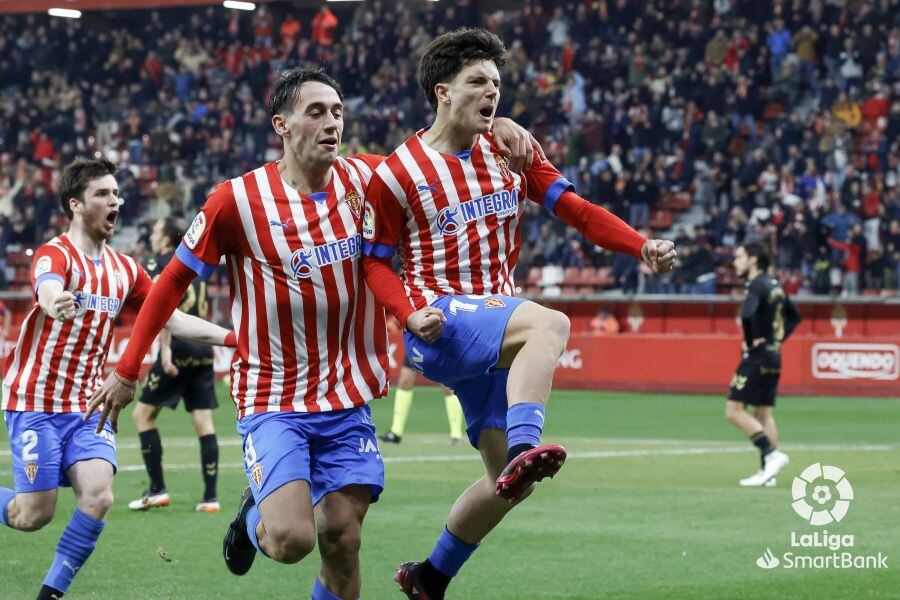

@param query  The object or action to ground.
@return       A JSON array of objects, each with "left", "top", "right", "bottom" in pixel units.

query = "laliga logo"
[
  {"left": 290, "top": 249, "right": 315, "bottom": 279},
  {"left": 436, "top": 206, "right": 462, "bottom": 235},
  {"left": 791, "top": 463, "right": 853, "bottom": 526}
]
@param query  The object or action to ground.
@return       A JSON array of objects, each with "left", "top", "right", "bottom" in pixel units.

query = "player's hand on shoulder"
[
  {"left": 491, "top": 118, "right": 544, "bottom": 173},
  {"left": 641, "top": 239, "right": 677, "bottom": 274},
  {"left": 406, "top": 306, "right": 446, "bottom": 344},
  {"left": 52, "top": 291, "right": 77, "bottom": 321}
]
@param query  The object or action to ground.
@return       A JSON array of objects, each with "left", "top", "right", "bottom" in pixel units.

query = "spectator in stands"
[{"left": 590, "top": 308, "right": 620, "bottom": 336}]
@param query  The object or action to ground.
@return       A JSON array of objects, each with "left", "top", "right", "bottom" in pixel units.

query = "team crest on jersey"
[
  {"left": 184, "top": 212, "right": 206, "bottom": 250},
  {"left": 493, "top": 153, "right": 513, "bottom": 183},
  {"left": 362, "top": 202, "right": 375, "bottom": 240},
  {"left": 24, "top": 461, "right": 38, "bottom": 485},
  {"left": 250, "top": 463, "right": 264, "bottom": 488},
  {"left": 484, "top": 296, "right": 506, "bottom": 309},
  {"left": 114, "top": 269, "right": 124, "bottom": 288},
  {"left": 34, "top": 256, "right": 52, "bottom": 278},
  {"left": 345, "top": 187, "right": 362, "bottom": 216}
]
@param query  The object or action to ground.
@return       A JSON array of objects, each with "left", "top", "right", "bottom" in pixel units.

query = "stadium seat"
[{"left": 649, "top": 209, "right": 673, "bottom": 230}]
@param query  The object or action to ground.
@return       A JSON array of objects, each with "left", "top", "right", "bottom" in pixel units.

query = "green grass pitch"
[{"left": 2, "top": 385, "right": 898, "bottom": 599}]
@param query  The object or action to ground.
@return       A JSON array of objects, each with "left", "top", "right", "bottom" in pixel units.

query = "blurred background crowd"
[{"left": 0, "top": 0, "right": 898, "bottom": 295}]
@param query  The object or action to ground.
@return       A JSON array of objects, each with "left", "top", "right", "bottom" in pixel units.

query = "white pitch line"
[
  {"left": 49, "top": 442, "right": 894, "bottom": 474},
  {"left": 0, "top": 439, "right": 893, "bottom": 459}
]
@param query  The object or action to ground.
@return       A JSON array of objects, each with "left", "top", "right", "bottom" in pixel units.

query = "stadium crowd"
[{"left": 0, "top": 0, "right": 898, "bottom": 295}]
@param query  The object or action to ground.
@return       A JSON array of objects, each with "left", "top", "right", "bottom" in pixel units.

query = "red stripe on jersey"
[{"left": 470, "top": 144, "right": 509, "bottom": 294}]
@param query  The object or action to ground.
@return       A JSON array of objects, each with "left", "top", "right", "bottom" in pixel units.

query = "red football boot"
[{"left": 495, "top": 444, "right": 567, "bottom": 501}]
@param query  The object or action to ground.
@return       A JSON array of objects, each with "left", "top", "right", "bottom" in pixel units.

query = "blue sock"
[
  {"left": 0, "top": 487, "right": 15, "bottom": 527},
  {"left": 506, "top": 402, "right": 545, "bottom": 448},
  {"left": 43, "top": 508, "right": 105, "bottom": 593},
  {"left": 428, "top": 526, "right": 479, "bottom": 577},
  {"left": 311, "top": 577, "right": 342, "bottom": 600},
  {"left": 245, "top": 505, "right": 269, "bottom": 558}
]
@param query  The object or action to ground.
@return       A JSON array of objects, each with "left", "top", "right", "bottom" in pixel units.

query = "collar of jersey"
[{"left": 416, "top": 127, "right": 478, "bottom": 161}]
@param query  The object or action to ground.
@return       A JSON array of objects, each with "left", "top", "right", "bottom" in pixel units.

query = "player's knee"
[
  {"left": 80, "top": 488, "right": 114, "bottom": 518},
  {"left": 725, "top": 402, "right": 741, "bottom": 422},
  {"left": 267, "top": 525, "right": 316, "bottom": 564},
  {"left": 536, "top": 310, "right": 570, "bottom": 354},
  {"left": 319, "top": 523, "right": 362, "bottom": 562}
]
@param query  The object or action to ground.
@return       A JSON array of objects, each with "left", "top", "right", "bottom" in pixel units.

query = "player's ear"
[
  {"left": 434, "top": 82, "right": 451, "bottom": 107},
  {"left": 272, "top": 114, "right": 289, "bottom": 138}
]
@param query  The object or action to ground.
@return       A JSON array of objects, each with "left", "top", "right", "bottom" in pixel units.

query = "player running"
[
  {"left": 726, "top": 243, "right": 800, "bottom": 487},
  {"left": 360, "top": 29, "right": 676, "bottom": 599},
  {"left": 128, "top": 217, "right": 222, "bottom": 513},
  {"left": 0, "top": 158, "right": 234, "bottom": 600},
  {"left": 86, "top": 69, "right": 538, "bottom": 600}
]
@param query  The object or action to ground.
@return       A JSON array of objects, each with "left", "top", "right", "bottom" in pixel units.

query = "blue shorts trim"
[
  {"left": 236, "top": 405, "right": 384, "bottom": 506},
  {"left": 4, "top": 411, "right": 118, "bottom": 493},
  {"left": 403, "top": 294, "right": 527, "bottom": 389}
]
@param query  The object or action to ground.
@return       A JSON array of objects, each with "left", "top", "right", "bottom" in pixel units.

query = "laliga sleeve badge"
[
  {"left": 34, "top": 256, "right": 52, "bottom": 278},
  {"left": 24, "top": 461, "right": 38, "bottom": 485},
  {"left": 250, "top": 463, "right": 264, "bottom": 489},
  {"left": 362, "top": 202, "right": 375, "bottom": 241},
  {"left": 184, "top": 212, "right": 207, "bottom": 250}
]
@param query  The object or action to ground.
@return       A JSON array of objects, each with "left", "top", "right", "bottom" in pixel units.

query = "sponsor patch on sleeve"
[
  {"left": 184, "top": 212, "right": 207, "bottom": 250},
  {"left": 34, "top": 256, "right": 53, "bottom": 278},
  {"left": 362, "top": 202, "right": 375, "bottom": 241}
]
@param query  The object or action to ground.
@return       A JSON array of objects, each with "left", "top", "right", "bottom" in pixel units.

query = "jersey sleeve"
[
  {"left": 361, "top": 169, "right": 407, "bottom": 260},
  {"left": 122, "top": 264, "right": 153, "bottom": 313},
  {"left": 522, "top": 150, "right": 576, "bottom": 213},
  {"left": 348, "top": 153, "right": 386, "bottom": 173},
  {"left": 176, "top": 182, "right": 239, "bottom": 279},
  {"left": 31, "top": 244, "right": 69, "bottom": 300}
]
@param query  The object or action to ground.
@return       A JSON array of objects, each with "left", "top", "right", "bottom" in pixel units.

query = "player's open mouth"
[
  {"left": 319, "top": 137, "right": 338, "bottom": 149},
  {"left": 105, "top": 210, "right": 118, "bottom": 228},
  {"left": 479, "top": 106, "right": 495, "bottom": 119}
]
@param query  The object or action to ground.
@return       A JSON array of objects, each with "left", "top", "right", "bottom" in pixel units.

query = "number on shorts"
[
  {"left": 21, "top": 430, "right": 39, "bottom": 461},
  {"left": 243, "top": 433, "right": 257, "bottom": 468}
]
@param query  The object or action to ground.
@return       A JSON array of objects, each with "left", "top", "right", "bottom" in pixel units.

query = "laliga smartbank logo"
[{"left": 755, "top": 463, "right": 888, "bottom": 570}]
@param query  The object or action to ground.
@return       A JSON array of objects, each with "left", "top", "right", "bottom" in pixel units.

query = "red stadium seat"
[
  {"left": 649, "top": 209, "right": 673, "bottom": 230},
  {"left": 525, "top": 266, "right": 542, "bottom": 286},
  {"left": 562, "top": 267, "right": 581, "bottom": 285}
]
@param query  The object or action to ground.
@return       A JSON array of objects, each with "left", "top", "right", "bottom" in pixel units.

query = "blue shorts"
[
  {"left": 403, "top": 294, "right": 526, "bottom": 388},
  {"left": 236, "top": 405, "right": 384, "bottom": 506},
  {"left": 404, "top": 294, "right": 526, "bottom": 447},
  {"left": 4, "top": 411, "right": 118, "bottom": 493}
]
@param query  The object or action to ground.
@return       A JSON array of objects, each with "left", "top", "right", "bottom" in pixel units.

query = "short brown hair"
[
  {"left": 418, "top": 28, "right": 507, "bottom": 111},
  {"left": 58, "top": 157, "right": 117, "bottom": 219}
]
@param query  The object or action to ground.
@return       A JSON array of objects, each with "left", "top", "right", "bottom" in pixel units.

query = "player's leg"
[
  {"left": 185, "top": 365, "right": 220, "bottom": 511},
  {"left": 397, "top": 429, "right": 532, "bottom": 600},
  {"left": 190, "top": 408, "right": 220, "bottom": 511},
  {"left": 313, "top": 485, "right": 371, "bottom": 600},
  {"left": 380, "top": 363, "right": 417, "bottom": 443},
  {"left": 307, "top": 405, "right": 384, "bottom": 599},
  {"left": 440, "top": 385, "right": 463, "bottom": 444},
  {"left": 131, "top": 365, "right": 180, "bottom": 509},
  {"left": 397, "top": 375, "right": 532, "bottom": 600},
  {"left": 130, "top": 401, "right": 169, "bottom": 509},
  {"left": 38, "top": 411, "right": 118, "bottom": 599},
  {"left": 224, "top": 413, "right": 317, "bottom": 575},
  {"left": 403, "top": 295, "right": 567, "bottom": 501},
  {"left": 2, "top": 412, "right": 62, "bottom": 533},
  {"left": 753, "top": 405, "right": 778, "bottom": 447}
]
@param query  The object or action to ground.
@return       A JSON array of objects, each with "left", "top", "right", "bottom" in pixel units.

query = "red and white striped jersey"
[
  {"left": 176, "top": 157, "right": 389, "bottom": 418},
  {"left": 2, "top": 235, "right": 152, "bottom": 413},
  {"left": 361, "top": 130, "right": 573, "bottom": 308}
]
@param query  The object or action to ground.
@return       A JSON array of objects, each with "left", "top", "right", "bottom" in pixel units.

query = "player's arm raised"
[{"left": 524, "top": 153, "right": 676, "bottom": 274}]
